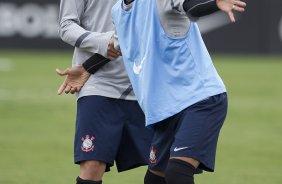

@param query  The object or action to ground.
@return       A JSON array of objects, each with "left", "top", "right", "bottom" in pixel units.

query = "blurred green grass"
[{"left": 0, "top": 51, "right": 281, "bottom": 184}]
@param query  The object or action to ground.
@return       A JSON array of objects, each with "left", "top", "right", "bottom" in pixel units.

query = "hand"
[
  {"left": 56, "top": 66, "right": 91, "bottom": 95},
  {"left": 216, "top": 0, "right": 246, "bottom": 22},
  {"left": 107, "top": 36, "right": 122, "bottom": 61}
]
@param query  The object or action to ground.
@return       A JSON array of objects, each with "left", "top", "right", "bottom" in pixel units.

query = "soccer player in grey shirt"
[{"left": 57, "top": 1, "right": 153, "bottom": 184}]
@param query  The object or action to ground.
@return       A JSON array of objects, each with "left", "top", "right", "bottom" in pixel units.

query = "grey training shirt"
[{"left": 59, "top": 0, "right": 135, "bottom": 100}]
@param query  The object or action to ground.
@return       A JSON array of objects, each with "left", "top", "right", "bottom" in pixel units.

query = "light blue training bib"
[{"left": 112, "top": 0, "right": 226, "bottom": 126}]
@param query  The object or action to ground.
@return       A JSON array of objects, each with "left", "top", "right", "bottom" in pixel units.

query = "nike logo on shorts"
[{"left": 173, "top": 147, "right": 189, "bottom": 152}]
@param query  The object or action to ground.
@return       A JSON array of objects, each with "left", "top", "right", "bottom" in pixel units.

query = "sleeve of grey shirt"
[{"left": 58, "top": 0, "right": 114, "bottom": 57}]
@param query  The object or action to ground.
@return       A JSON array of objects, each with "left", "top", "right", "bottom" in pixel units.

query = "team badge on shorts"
[
  {"left": 81, "top": 135, "right": 95, "bottom": 152},
  {"left": 149, "top": 147, "right": 157, "bottom": 164}
]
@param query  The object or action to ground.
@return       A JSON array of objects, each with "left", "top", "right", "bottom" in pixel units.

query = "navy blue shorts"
[
  {"left": 148, "top": 93, "right": 228, "bottom": 172},
  {"left": 74, "top": 96, "right": 153, "bottom": 172}
]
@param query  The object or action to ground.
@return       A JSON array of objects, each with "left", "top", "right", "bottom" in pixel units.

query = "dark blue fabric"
[
  {"left": 148, "top": 93, "right": 228, "bottom": 172},
  {"left": 74, "top": 96, "right": 153, "bottom": 172}
]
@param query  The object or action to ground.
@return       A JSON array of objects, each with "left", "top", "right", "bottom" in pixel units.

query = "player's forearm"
[
  {"left": 183, "top": 0, "right": 219, "bottom": 18},
  {"left": 59, "top": 22, "right": 111, "bottom": 75},
  {"left": 59, "top": 20, "right": 114, "bottom": 57},
  {"left": 123, "top": 0, "right": 219, "bottom": 18},
  {"left": 59, "top": 20, "right": 88, "bottom": 46},
  {"left": 59, "top": 0, "right": 114, "bottom": 57}
]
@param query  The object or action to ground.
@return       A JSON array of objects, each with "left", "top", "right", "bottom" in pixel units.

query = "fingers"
[
  {"left": 108, "top": 46, "right": 122, "bottom": 60},
  {"left": 217, "top": 0, "right": 246, "bottom": 22},
  {"left": 108, "top": 51, "right": 121, "bottom": 60},
  {"left": 57, "top": 78, "right": 68, "bottom": 95},
  {"left": 56, "top": 68, "right": 69, "bottom": 76},
  {"left": 228, "top": 11, "right": 236, "bottom": 23},
  {"left": 58, "top": 83, "right": 81, "bottom": 95},
  {"left": 107, "top": 37, "right": 122, "bottom": 60},
  {"left": 70, "top": 87, "right": 78, "bottom": 94},
  {"left": 56, "top": 67, "right": 85, "bottom": 95},
  {"left": 232, "top": 5, "right": 245, "bottom": 12},
  {"left": 232, "top": 1, "right": 246, "bottom": 12},
  {"left": 64, "top": 85, "right": 72, "bottom": 94},
  {"left": 57, "top": 79, "right": 73, "bottom": 95},
  {"left": 56, "top": 68, "right": 71, "bottom": 95},
  {"left": 232, "top": 0, "right": 246, "bottom": 12},
  {"left": 234, "top": 0, "right": 246, "bottom": 9}
]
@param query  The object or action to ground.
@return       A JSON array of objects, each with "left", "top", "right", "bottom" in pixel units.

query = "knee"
[
  {"left": 144, "top": 169, "right": 166, "bottom": 184},
  {"left": 80, "top": 160, "right": 105, "bottom": 170},
  {"left": 80, "top": 160, "right": 106, "bottom": 181},
  {"left": 165, "top": 159, "right": 196, "bottom": 184}
]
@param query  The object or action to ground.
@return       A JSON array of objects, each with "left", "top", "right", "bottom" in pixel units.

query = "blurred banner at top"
[
  {"left": 0, "top": 0, "right": 281, "bottom": 54},
  {"left": 0, "top": 0, "right": 68, "bottom": 49}
]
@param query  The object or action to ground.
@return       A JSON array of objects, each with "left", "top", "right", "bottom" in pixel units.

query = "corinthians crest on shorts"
[
  {"left": 81, "top": 135, "right": 95, "bottom": 152},
  {"left": 149, "top": 147, "right": 157, "bottom": 164}
]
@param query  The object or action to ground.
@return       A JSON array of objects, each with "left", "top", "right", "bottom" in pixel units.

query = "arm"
[
  {"left": 168, "top": 0, "right": 246, "bottom": 22},
  {"left": 183, "top": 0, "right": 219, "bottom": 17},
  {"left": 56, "top": 0, "right": 122, "bottom": 95},
  {"left": 123, "top": 0, "right": 246, "bottom": 22},
  {"left": 59, "top": 0, "right": 114, "bottom": 57},
  {"left": 182, "top": 0, "right": 246, "bottom": 22}
]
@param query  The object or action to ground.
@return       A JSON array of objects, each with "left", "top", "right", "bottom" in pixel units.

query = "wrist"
[
  {"left": 82, "top": 53, "right": 110, "bottom": 74},
  {"left": 79, "top": 65, "right": 89, "bottom": 75},
  {"left": 183, "top": 0, "right": 220, "bottom": 18}
]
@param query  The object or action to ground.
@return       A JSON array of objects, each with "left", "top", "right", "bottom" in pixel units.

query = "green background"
[{"left": 0, "top": 51, "right": 281, "bottom": 184}]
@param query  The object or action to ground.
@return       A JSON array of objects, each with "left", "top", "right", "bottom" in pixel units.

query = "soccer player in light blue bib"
[{"left": 112, "top": 0, "right": 246, "bottom": 184}]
